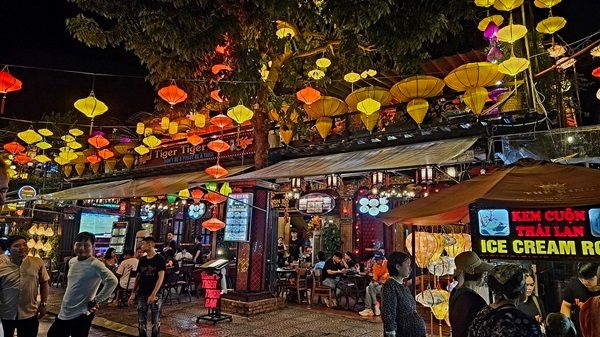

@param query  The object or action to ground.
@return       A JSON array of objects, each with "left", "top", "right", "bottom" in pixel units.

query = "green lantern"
[{"left": 166, "top": 194, "right": 178, "bottom": 204}]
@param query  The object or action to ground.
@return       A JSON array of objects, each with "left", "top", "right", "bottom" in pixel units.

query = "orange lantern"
[
  {"left": 88, "top": 135, "right": 110, "bottom": 149},
  {"left": 122, "top": 154, "right": 135, "bottom": 169},
  {"left": 187, "top": 134, "right": 204, "bottom": 146},
  {"left": 204, "top": 192, "right": 227, "bottom": 204},
  {"left": 13, "top": 153, "right": 32, "bottom": 165},
  {"left": 205, "top": 164, "right": 229, "bottom": 179},
  {"left": 202, "top": 217, "right": 225, "bottom": 231},
  {"left": 406, "top": 232, "right": 440, "bottom": 268},
  {"left": 210, "top": 89, "right": 226, "bottom": 103},
  {"left": 63, "top": 164, "right": 73, "bottom": 178},
  {"left": 296, "top": 86, "right": 321, "bottom": 105},
  {"left": 592, "top": 67, "right": 600, "bottom": 78},
  {"left": 210, "top": 113, "right": 232, "bottom": 128},
  {"left": 207, "top": 139, "right": 230, "bottom": 153},
  {"left": 0, "top": 70, "right": 23, "bottom": 114},
  {"left": 3, "top": 141, "right": 25, "bottom": 154},
  {"left": 87, "top": 155, "right": 102, "bottom": 164},
  {"left": 190, "top": 188, "right": 204, "bottom": 204},
  {"left": 211, "top": 64, "right": 233, "bottom": 75},
  {"left": 98, "top": 149, "right": 114, "bottom": 160},
  {"left": 158, "top": 80, "right": 188, "bottom": 107}
]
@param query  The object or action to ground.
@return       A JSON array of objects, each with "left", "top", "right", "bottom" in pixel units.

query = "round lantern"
[
  {"left": 227, "top": 104, "right": 254, "bottom": 125},
  {"left": 158, "top": 81, "right": 188, "bottom": 107},
  {"left": 296, "top": 86, "right": 321, "bottom": 105},
  {"left": 210, "top": 113, "right": 233, "bottom": 128},
  {"left": 207, "top": 139, "right": 230, "bottom": 153},
  {"left": 202, "top": 218, "right": 225, "bottom": 232},
  {"left": 205, "top": 164, "right": 229, "bottom": 179},
  {"left": 0, "top": 70, "right": 23, "bottom": 114},
  {"left": 74, "top": 91, "right": 108, "bottom": 119},
  {"left": 427, "top": 256, "right": 456, "bottom": 277},
  {"left": 431, "top": 290, "right": 450, "bottom": 320},
  {"left": 3, "top": 141, "right": 25, "bottom": 154},
  {"left": 204, "top": 192, "right": 227, "bottom": 204},
  {"left": 406, "top": 232, "right": 439, "bottom": 268}
]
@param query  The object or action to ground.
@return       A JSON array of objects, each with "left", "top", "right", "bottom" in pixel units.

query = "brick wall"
[{"left": 221, "top": 297, "right": 286, "bottom": 316}]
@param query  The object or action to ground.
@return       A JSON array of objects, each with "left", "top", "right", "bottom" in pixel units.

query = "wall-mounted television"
[{"left": 79, "top": 212, "right": 120, "bottom": 237}]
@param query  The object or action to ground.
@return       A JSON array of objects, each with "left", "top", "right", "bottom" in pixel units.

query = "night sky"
[{"left": 1, "top": 1, "right": 599, "bottom": 126}]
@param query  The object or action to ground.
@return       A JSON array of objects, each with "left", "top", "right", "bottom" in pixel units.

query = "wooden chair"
[
  {"left": 287, "top": 268, "right": 310, "bottom": 304},
  {"left": 311, "top": 269, "right": 334, "bottom": 307}
]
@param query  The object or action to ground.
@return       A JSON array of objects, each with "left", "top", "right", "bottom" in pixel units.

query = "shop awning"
[
  {"left": 42, "top": 165, "right": 251, "bottom": 200},
  {"left": 225, "top": 137, "right": 478, "bottom": 181}
]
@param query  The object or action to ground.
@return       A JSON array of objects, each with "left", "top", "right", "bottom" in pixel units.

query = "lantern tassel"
[{"left": 1, "top": 95, "right": 6, "bottom": 114}]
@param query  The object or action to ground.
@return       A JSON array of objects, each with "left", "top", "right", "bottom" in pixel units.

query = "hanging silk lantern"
[
  {"left": 134, "top": 145, "right": 150, "bottom": 155},
  {"left": 315, "top": 117, "right": 333, "bottom": 140},
  {"left": 207, "top": 139, "right": 231, "bottom": 153},
  {"left": 344, "top": 72, "right": 361, "bottom": 83},
  {"left": 61, "top": 135, "right": 76, "bottom": 143},
  {"left": 494, "top": 0, "right": 524, "bottom": 11},
  {"left": 474, "top": 0, "right": 494, "bottom": 7},
  {"left": 168, "top": 121, "right": 178, "bottom": 135},
  {"left": 429, "top": 233, "right": 447, "bottom": 262},
  {"left": 86, "top": 155, "right": 102, "bottom": 164},
  {"left": 136, "top": 123, "right": 145, "bottom": 135},
  {"left": 356, "top": 98, "right": 381, "bottom": 116},
  {"left": 427, "top": 256, "right": 456, "bottom": 277},
  {"left": 296, "top": 86, "right": 321, "bottom": 105},
  {"left": 275, "top": 20, "right": 295, "bottom": 38},
  {"left": 204, "top": 192, "right": 227, "bottom": 205},
  {"left": 498, "top": 56, "right": 530, "bottom": 76},
  {"left": 3, "top": 141, "right": 25, "bottom": 154},
  {"left": 166, "top": 194, "right": 178, "bottom": 203},
  {"left": 75, "top": 163, "right": 86, "bottom": 176},
  {"left": 536, "top": 16, "right": 567, "bottom": 35},
  {"left": 219, "top": 182, "right": 233, "bottom": 196},
  {"left": 98, "top": 149, "right": 114, "bottom": 160},
  {"left": 406, "top": 232, "right": 439, "bottom": 268},
  {"left": 69, "top": 128, "right": 84, "bottom": 137},
  {"left": 431, "top": 290, "right": 450, "bottom": 320},
  {"left": 34, "top": 154, "right": 51, "bottom": 163},
  {"left": 58, "top": 150, "right": 77, "bottom": 162},
  {"left": 205, "top": 164, "right": 229, "bottom": 179},
  {"left": 210, "top": 113, "right": 233, "bottom": 128},
  {"left": 280, "top": 129, "right": 293, "bottom": 144},
  {"left": 88, "top": 135, "right": 110, "bottom": 149},
  {"left": 211, "top": 64, "right": 233, "bottom": 74},
  {"left": 497, "top": 24, "right": 528, "bottom": 44},
  {"left": 158, "top": 81, "right": 188, "bottom": 107},
  {"left": 35, "top": 141, "right": 52, "bottom": 150},
  {"left": 141, "top": 196, "right": 157, "bottom": 203},
  {"left": 308, "top": 69, "right": 325, "bottom": 80},
  {"left": 205, "top": 182, "right": 218, "bottom": 191},
  {"left": 104, "top": 158, "right": 117, "bottom": 172},
  {"left": 28, "top": 224, "right": 38, "bottom": 236},
  {"left": 63, "top": 164, "right": 73, "bottom": 177},
  {"left": 26, "top": 238, "right": 36, "bottom": 248},
  {"left": 202, "top": 218, "right": 226, "bottom": 232},
  {"left": 478, "top": 15, "right": 504, "bottom": 31},
  {"left": 18, "top": 129, "right": 42, "bottom": 145},
  {"left": 187, "top": 134, "right": 204, "bottom": 146},
  {"left": 534, "top": 0, "right": 562, "bottom": 8},
  {"left": 122, "top": 154, "right": 135, "bottom": 169},
  {"left": 54, "top": 156, "right": 70, "bottom": 166},
  {"left": 178, "top": 189, "right": 190, "bottom": 199},
  {"left": 210, "top": 89, "right": 226, "bottom": 103},
  {"left": 113, "top": 142, "right": 134, "bottom": 155},
  {"left": 360, "top": 112, "right": 379, "bottom": 132},
  {"left": 463, "top": 87, "right": 489, "bottom": 116},
  {"left": 74, "top": 91, "right": 108, "bottom": 119},
  {"left": 316, "top": 57, "right": 332, "bottom": 68},
  {"left": 445, "top": 233, "right": 467, "bottom": 257},
  {"left": 190, "top": 188, "right": 204, "bottom": 204},
  {"left": 0, "top": 70, "right": 23, "bottom": 114},
  {"left": 142, "top": 135, "right": 161, "bottom": 148},
  {"left": 67, "top": 141, "right": 82, "bottom": 150},
  {"left": 592, "top": 67, "right": 600, "bottom": 78},
  {"left": 42, "top": 241, "right": 52, "bottom": 252},
  {"left": 406, "top": 99, "right": 429, "bottom": 125},
  {"left": 161, "top": 117, "right": 170, "bottom": 130},
  {"left": 13, "top": 153, "right": 32, "bottom": 165},
  {"left": 227, "top": 104, "right": 254, "bottom": 124},
  {"left": 90, "top": 162, "right": 100, "bottom": 174},
  {"left": 416, "top": 289, "right": 447, "bottom": 308},
  {"left": 194, "top": 114, "right": 207, "bottom": 128},
  {"left": 45, "top": 226, "right": 54, "bottom": 237},
  {"left": 547, "top": 44, "right": 566, "bottom": 58},
  {"left": 38, "top": 128, "right": 53, "bottom": 137}
]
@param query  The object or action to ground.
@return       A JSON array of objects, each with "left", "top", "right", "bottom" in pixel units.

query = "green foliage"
[{"left": 321, "top": 220, "right": 341, "bottom": 256}]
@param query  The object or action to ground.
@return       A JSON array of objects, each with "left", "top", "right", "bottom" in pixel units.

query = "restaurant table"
[{"left": 335, "top": 274, "right": 371, "bottom": 311}]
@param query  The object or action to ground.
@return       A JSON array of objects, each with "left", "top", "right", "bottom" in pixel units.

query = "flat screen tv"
[{"left": 79, "top": 212, "right": 120, "bottom": 236}]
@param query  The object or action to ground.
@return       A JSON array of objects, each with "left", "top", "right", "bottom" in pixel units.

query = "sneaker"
[
  {"left": 332, "top": 298, "right": 338, "bottom": 307},
  {"left": 359, "top": 309, "right": 374, "bottom": 316},
  {"left": 374, "top": 304, "right": 381, "bottom": 316}
]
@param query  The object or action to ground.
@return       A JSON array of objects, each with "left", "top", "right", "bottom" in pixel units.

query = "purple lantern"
[
  {"left": 483, "top": 22, "right": 499, "bottom": 41},
  {"left": 486, "top": 46, "right": 503, "bottom": 63}
]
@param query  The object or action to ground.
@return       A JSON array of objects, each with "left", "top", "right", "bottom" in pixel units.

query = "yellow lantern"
[
  {"left": 280, "top": 129, "right": 293, "bottom": 144},
  {"left": 405, "top": 232, "right": 439, "bottom": 268},
  {"left": 28, "top": 224, "right": 38, "bottom": 236},
  {"left": 316, "top": 57, "right": 331, "bottom": 68},
  {"left": 343, "top": 72, "right": 361, "bottom": 83},
  {"left": 478, "top": 15, "right": 504, "bottom": 31},
  {"left": 54, "top": 156, "right": 70, "bottom": 166},
  {"left": 429, "top": 233, "right": 446, "bottom": 262},
  {"left": 534, "top": 0, "right": 562, "bottom": 8},
  {"left": 59, "top": 150, "right": 77, "bottom": 161},
  {"left": 69, "top": 128, "right": 84, "bottom": 137},
  {"left": 38, "top": 129, "right": 53, "bottom": 137},
  {"left": 34, "top": 239, "right": 43, "bottom": 250},
  {"left": 463, "top": 87, "right": 489, "bottom": 116},
  {"left": 275, "top": 21, "right": 296, "bottom": 38},
  {"left": 75, "top": 163, "right": 86, "bottom": 176},
  {"left": 497, "top": 24, "right": 528, "bottom": 43},
  {"left": 444, "top": 233, "right": 466, "bottom": 257},
  {"left": 308, "top": 69, "right": 326, "bottom": 80},
  {"left": 104, "top": 158, "right": 117, "bottom": 173},
  {"left": 304, "top": 96, "right": 347, "bottom": 120},
  {"left": 141, "top": 196, "right": 157, "bottom": 203},
  {"left": 17, "top": 129, "right": 42, "bottom": 144},
  {"left": 90, "top": 162, "right": 100, "bottom": 174},
  {"left": 356, "top": 98, "right": 381, "bottom": 116},
  {"left": 161, "top": 117, "right": 170, "bottom": 130},
  {"left": 45, "top": 226, "right": 54, "bottom": 237},
  {"left": 548, "top": 44, "right": 566, "bottom": 58},
  {"left": 143, "top": 135, "right": 161, "bottom": 148},
  {"left": 122, "top": 154, "right": 135, "bottom": 169},
  {"left": 178, "top": 189, "right": 191, "bottom": 199},
  {"left": 136, "top": 122, "right": 145, "bottom": 135},
  {"left": 590, "top": 46, "right": 600, "bottom": 58},
  {"left": 35, "top": 141, "right": 52, "bottom": 150},
  {"left": 498, "top": 56, "right": 530, "bottom": 76},
  {"left": 406, "top": 99, "right": 430, "bottom": 125},
  {"left": 431, "top": 290, "right": 450, "bottom": 320},
  {"left": 134, "top": 145, "right": 150, "bottom": 155},
  {"left": 345, "top": 86, "right": 392, "bottom": 112},
  {"left": 194, "top": 114, "right": 207, "bottom": 128},
  {"left": 43, "top": 241, "right": 53, "bottom": 252},
  {"left": 474, "top": 0, "right": 495, "bottom": 7},
  {"left": 461, "top": 233, "right": 472, "bottom": 251},
  {"left": 27, "top": 238, "right": 36, "bottom": 248},
  {"left": 391, "top": 75, "right": 445, "bottom": 102},
  {"left": 360, "top": 112, "right": 379, "bottom": 132},
  {"left": 67, "top": 141, "right": 82, "bottom": 150},
  {"left": 34, "top": 154, "right": 51, "bottom": 163},
  {"left": 63, "top": 164, "right": 73, "bottom": 177},
  {"left": 315, "top": 117, "right": 333, "bottom": 140},
  {"left": 168, "top": 121, "right": 178, "bottom": 135},
  {"left": 227, "top": 104, "right": 254, "bottom": 124},
  {"left": 416, "top": 289, "right": 446, "bottom": 308},
  {"left": 74, "top": 91, "right": 108, "bottom": 118},
  {"left": 536, "top": 16, "right": 567, "bottom": 34},
  {"left": 444, "top": 62, "right": 504, "bottom": 92},
  {"left": 493, "top": 0, "right": 524, "bottom": 11},
  {"left": 61, "top": 135, "right": 75, "bottom": 143}
]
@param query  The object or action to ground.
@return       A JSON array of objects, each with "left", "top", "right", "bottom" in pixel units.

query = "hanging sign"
[
  {"left": 224, "top": 193, "right": 253, "bottom": 242},
  {"left": 470, "top": 204, "right": 600, "bottom": 260},
  {"left": 18, "top": 185, "right": 37, "bottom": 200},
  {"left": 296, "top": 193, "right": 335, "bottom": 215}
]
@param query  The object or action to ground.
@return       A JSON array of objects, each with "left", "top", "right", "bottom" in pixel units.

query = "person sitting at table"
[
  {"left": 359, "top": 251, "right": 389, "bottom": 316},
  {"left": 116, "top": 249, "right": 139, "bottom": 290},
  {"left": 174, "top": 246, "right": 193, "bottom": 267},
  {"left": 314, "top": 251, "right": 326, "bottom": 270},
  {"left": 343, "top": 251, "right": 358, "bottom": 272},
  {"left": 322, "top": 251, "right": 346, "bottom": 305}
]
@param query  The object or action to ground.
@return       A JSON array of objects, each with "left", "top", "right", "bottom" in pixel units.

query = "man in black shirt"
[
  {"left": 561, "top": 262, "right": 600, "bottom": 337},
  {"left": 288, "top": 230, "right": 302, "bottom": 262},
  {"left": 129, "top": 237, "right": 166, "bottom": 337},
  {"left": 322, "top": 252, "right": 346, "bottom": 304}
]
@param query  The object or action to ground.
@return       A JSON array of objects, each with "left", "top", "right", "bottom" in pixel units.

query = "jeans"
[
  {"left": 365, "top": 281, "right": 383, "bottom": 309},
  {"left": 47, "top": 314, "right": 94, "bottom": 337},
  {"left": 322, "top": 278, "right": 341, "bottom": 296},
  {"left": 1, "top": 315, "right": 39, "bottom": 337},
  {"left": 137, "top": 294, "right": 163, "bottom": 337}
]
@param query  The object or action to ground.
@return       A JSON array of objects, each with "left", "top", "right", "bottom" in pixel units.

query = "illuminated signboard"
[
  {"left": 470, "top": 204, "right": 600, "bottom": 260},
  {"left": 224, "top": 193, "right": 253, "bottom": 242},
  {"left": 201, "top": 272, "right": 221, "bottom": 309},
  {"left": 18, "top": 185, "right": 37, "bottom": 200},
  {"left": 296, "top": 193, "right": 335, "bottom": 215}
]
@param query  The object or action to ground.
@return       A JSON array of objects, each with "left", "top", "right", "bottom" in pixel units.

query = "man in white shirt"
[
  {"left": 47, "top": 232, "right": 118, "bottom": 337},
  {"left": 116, "top": 249, "right": 139, "bottom": 290}
]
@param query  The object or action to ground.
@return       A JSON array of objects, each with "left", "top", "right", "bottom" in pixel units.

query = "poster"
[{"left": 224, "top": 193, "right": 253, "bottom": 242}]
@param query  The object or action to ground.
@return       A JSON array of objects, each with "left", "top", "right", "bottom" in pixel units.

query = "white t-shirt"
[
  {"left": 58, "top": 257, "right": 118, "bottom": 320},
  {"left": 116, "top": 258, "right": 138, "bottom": 289}
]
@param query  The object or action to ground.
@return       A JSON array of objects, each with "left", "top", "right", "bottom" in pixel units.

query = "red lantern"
[
  {"left": 296, "top": 86, "right": 321, "bottom": 105},
  {"left": 187, "top": 134, "right": 204, "bottom": 146},
  {"left": 88, "top": 135, "right": 110, "bottom": 149},
  {"left": 204, "top": 192, "right": 227, "bottom": 205},
  {"left": 205, "top": 164, "right": 229, "bottom": 179},
  {"left": 87, "top": 155, "right": 102, "bottom": 164},
  {"left": 210, "top": 114, "right": 232, "bottom": 128},
  {"left": 13, "top": 153, "right": 32, "bottom": 165},
  {"left": 210, "top": 89, "right": 226, "bottom": 103},
  {"left": 202, "top": 217, "right": 225, "bottom": 231},
  {"left": 0, "top": 70, "right": 23, "bottom": 114},
  {"left": 158, "top": 81, "right": 188, "bottom": 106},
  {"left": 207, "top": 139, "right": 230, "bottom": 153},
  {"left": 211, "top": 64, "right": 233, "bottom": 75},
  {"left": 98, "top": 149, "right": 114, "bottom": 160},
  {"left": 3, "top": 141, "right": 25, "bottom": 154},
  {"left": 190, "top": 188, "right": 204, "bottom": 204},
  {"left": 592, "top": 67, "right": 600, "bottom": 78}
]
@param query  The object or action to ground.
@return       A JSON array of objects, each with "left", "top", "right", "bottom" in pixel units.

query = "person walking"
[
  {"left": 0, "top": 235, "right": 49, "bottom": 337},
  {"left": 359, "top": 251, "right": 388, "bottom": 316},
  {"left": 129, "top": 237, "right": 166, "bottom": 337},
  {"left": 381, "top": 252, "right": 426, "bottom": 337},
  {"left": 47, "top": 232, "right": 118, "bottom": 337}
]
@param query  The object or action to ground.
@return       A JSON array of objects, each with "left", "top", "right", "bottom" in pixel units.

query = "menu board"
[
  {"left": 224, "top": 193, "right": 253, "bottom": 242},
  {"left": 296, "top": 193, "right": 335, "bottom": 215}
]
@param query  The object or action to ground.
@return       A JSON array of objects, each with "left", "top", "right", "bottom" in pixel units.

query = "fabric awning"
[
  {"left": 42, "top": 165, "right": 251, "bottom": 201},
  {"left": 225, "top": 137, "right": 478, "bottom": 181}
]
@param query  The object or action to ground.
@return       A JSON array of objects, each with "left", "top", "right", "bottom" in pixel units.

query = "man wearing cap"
[
  {"left": 359, "top": 251, "right": 388, "bottom": 316},
  {"left": 448, "top": 251, "right": 493, "bottom": 337}
]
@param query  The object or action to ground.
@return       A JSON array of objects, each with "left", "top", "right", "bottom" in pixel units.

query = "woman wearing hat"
[
  {"left": 449, "top": 251, "right": 493, "bottom": 337},
  {"left": 468, "top": 264, "right": 542, "bottom": 337}
]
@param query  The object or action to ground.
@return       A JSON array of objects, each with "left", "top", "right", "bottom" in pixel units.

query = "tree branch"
[{"left": 293, "top": 40, "right": 342, "bottom": 59}]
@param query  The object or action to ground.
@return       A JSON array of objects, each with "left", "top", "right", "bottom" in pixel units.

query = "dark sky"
[{"left": 1, "top": 1, "right": 599, "bottom": 126}]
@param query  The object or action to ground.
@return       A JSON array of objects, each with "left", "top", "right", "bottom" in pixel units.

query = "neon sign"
[{"left": 201, "top": 272, "right": 221, "bottom": 309}]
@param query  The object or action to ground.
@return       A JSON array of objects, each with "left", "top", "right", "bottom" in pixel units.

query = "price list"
[{"left": 224, "top": 193, "right": 254, "bottom": 241}]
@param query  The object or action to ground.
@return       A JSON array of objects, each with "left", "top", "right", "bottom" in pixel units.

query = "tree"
[{"left": 66, "top": 0, "right": 475, "bottom": 169}]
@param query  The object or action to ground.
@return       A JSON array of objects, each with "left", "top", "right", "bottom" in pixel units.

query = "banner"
[{"left": 470, "top": 204, "right": 600, "bottom": 260}]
